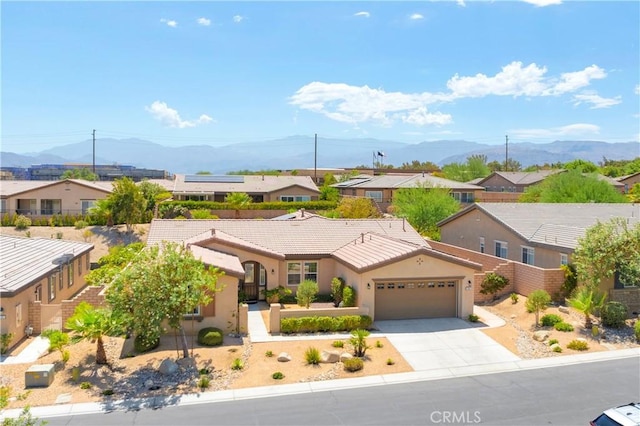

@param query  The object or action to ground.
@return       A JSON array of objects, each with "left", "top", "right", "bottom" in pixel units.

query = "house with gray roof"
[
  {"left": 147, "top": 214, "right": 480, "bottom": 325},
  {"left": 438, "top": 203, "right": 640, "bottom": 290},
  {"left": 474, "top": 170, "right": 562, "bottom": 194},
  {"left": 0, "top": 235, "right": 93, "bottom": 351},
  {"left": 616, "top": 171, "right": 640, "bottom": 194}
]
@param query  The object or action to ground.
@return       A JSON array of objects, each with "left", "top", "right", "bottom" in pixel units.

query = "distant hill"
[{"left": 1, "top": 137, "right": 637, "bottom": 174}]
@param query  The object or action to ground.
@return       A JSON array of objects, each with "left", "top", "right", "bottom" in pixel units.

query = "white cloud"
[
  {"left": 160, "top": 18, "right": 177, "bottom": 28},
  {"left": 197, "top": 17, "right": 211, "bottom": 26},
  {"left": 635, "top": 85, "right": 640, "bottom": 95},
  {"left": 456, "top": 0, "right": 466, "bottom": 7},
  {"left": 510, "top": 123, "right": 600, "bottom": 139},
  {"left": 145, "top": 101, "right": 213, "bottom": 128},
  {"left": 409, "top": 13, "right": 424, "bottom": 20},
  {"left": 572, "top": 92, "right": 622, "bottom": 109},
  {"left": 546, "top": 65, "right": 606, "bottom": 95},
  {"left": 522, "top": 0, "right": 562, "bottom": 6},
  {"left": 233, "top": 15, "right": 244, "bottom": 23},
  {"left": 354, "top": 11, "right": 370, "bottom": 18},
  {"left": 400, "top": 107, "right": 452, "bottom": 126}
]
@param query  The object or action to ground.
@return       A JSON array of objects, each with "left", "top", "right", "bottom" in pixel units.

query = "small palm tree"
[
  {"left": 225, "top": 192, "right": 252, "bottom": 219},
  {"left": 349, "top": 329, "right": 371, "bottom": 357},
  {"left": 567, "top": 286, "right": 607, "bottom": 328},
  {"left": 65, "top": 302, "right": 118, "bottom": 365}
]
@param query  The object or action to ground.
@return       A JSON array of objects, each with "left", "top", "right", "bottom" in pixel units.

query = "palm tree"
[
  {"left": 225, "top": 192, "right": 252, "bottom": 219},
  {"left": 567, "top": 286, "right": 607, "bottom": 328},
  {"left": 65, "top": 302, "right": 118, "bottom": 365}
]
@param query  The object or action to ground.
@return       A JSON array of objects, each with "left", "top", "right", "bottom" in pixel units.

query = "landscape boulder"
[
  {"left": 158, "top": 358, "right": 179, "bottom": 375},
  {"left": 320, "top": 350, "right": 341, "bottom": 363},
  {"left": 277, "top": 352, "right": 291, "bottom": 362},
  {"left": 533, "top": 330, "right": 550, "bottom": 342}
]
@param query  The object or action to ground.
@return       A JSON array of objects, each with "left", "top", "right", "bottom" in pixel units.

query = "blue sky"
[{"left": 2, "top": 1, "right": 639, "bottom": 154}]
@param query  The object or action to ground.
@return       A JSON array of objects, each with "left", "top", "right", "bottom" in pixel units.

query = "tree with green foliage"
[
  {"left": 106, "top": 243, "right": 223, "bottom": 358},
  {"left": 65, "top": 302, "right": 120, "bottom": 365},
  {"left": 487, "top": 158, "right": 522, "bottom": 172},
  {"left": 519, "top": 170, "right": 628, "bottom": 203},
  {"left": 319, "top": 173, "right": 340, "bottom": 202},
  {"left": 391, "top": 183, "right": 460, "bottom": 240},
  {"left": 398, "top": 160, "right": 440, "bottom": 172},
  {"left": 138, "top": 180, "right": 171, "bottom": 219},
  {"left": 296, "top": 279, "right": 319, "bottom": 309},
  {"left": 525, "top": 289, "right": 551, "bottom": 327},
  {"left": 61, "top": 168, "right": 98, "bottom": 181},
  {"left": 563, "top": 159, "right": 598, "bottom": 173},
  {"left": 572, "top": 217, "right": 640, "bottom": 288},
  {"left": 336, "top": 197, "right": 380, "bottom": 219},
  {"left": 628, "top": 183, "right": 640, "bottom": 203},
  {"left": 225, "top": 192, "right": 252, "bottom": 219},
  {"left": 441, "top": 156, "right": 490, "bottom": 182},
  {"left": 106, "top": 177, "right": 146, "bottom": 232},
  {"left": 567, "top": 286, "right": 607, "bottom": 328},
  {"left": 479, "top": 273, "right": 509, "bottom": 300},
  {"left": 85, "top": 242, "right": 145, "bottom": 286}
]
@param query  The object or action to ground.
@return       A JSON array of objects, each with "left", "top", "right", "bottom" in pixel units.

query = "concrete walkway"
[
  {"left": 0, "top": 336, "right": 50, "bottom": 365},
  {"left": 2, "top": 305, "right": 639, "bottom": 421}
]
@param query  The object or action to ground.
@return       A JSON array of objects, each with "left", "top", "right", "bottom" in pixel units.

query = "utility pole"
[
  {"left": 504, "top": 134, "right": 509, "bottom": 172},
  {"left": 92, "top": 129, "right": 96, "bottom": 175},
  {"left": 314, "top": 133, "right": 317, "bottom": 184}
]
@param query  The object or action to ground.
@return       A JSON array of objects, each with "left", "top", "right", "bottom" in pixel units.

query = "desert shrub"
[
  {"left": 14, "top": 215, "right": 31, "bottom": 230},
  {"left": 0, "top": 386, "right": 10, "bottom": 410},
  {"left": 332, "top": 340, "right": 344, "bottom": 348},
  {"left": 231, "top": 358, "right": 244, "bottom": 370},
  {"left": 510, "top": 293, "right": 519, "bottom": 304},
  {"left": 0, "top": 333, "right": 14, "bottom": 354},
  {"left": 554, "top": 322, "right": 574, "bottom": 332},
  {"left": 198, "top": 375, "right": 211, "bottom": 389},
  {"left": 198, "top": 327, "right": 224, "bottom": 347},
  {"left": 80, "top": 381, "right": 92, "bottom": 389},
  {"left": 479, "top": 272, "right": 509, "bottom": 300},
  {"left": 541, "top": 314, "right": 563, "bottom": 327},
  {"left": 317, "top": 316, "right": 337, "bottom": 332},
  {"left": 74, "top": 220, "right": 88, "bottom": 229},
  {"left": 468, "top": 314, "right": 479, "bottom": 322},
  {"left": 102, "top": 389, "right": 115, "bottom": 396},
  {"left": 134, "top": 335, "right": 160, "bottom": 353},
  {"left": 296, "top": 279, "right": 319, "bottom": 308},
  {"left": 342, "top": 286, "right": 356, "bottom": 307},
  {"left": 330, "top": 277, "right": 345, "bottom": 307},
  {"left": 305, "top": 347, "right": 321, "bottom": 365},
  {"left": 548, "top": 339, "right": 559, "bottom": 346},
  {"left": 61, "top": 349, "right": 71, "bottom": 364},
  {"left": 46, "top": 330, "right": 69, "bottom": 353},
  {"left": 560, "top": 264, "right": 578, "bottom": 299},
  {"left": 375, "top": 340, "right": 383, "bottom": 348},
  {"left": 635, "top": 321, "right": 640, "bottom": 343},
  {"left": 343, "top": 357, "right": 364, "bottom": 372},
  {"left": 272, "top": 371, "right": 284, "bottom": 380},
  {"left": 552, "top": 346, "right": 562, "bottom": 353},
  {"left": 567, "top": 340, "right": 589, "bottom": 351},
  {"left": 265, "top": 350, "right": 274, "bottom": 357},
  {"left": 600, "top": 301, "right": 628, "bottom": 328},
  {"left": 386, "top": 358, "right": 395, "bottom": 365},
  {"left": 190, "top": 209, "right": 216, "bottom": 219}
]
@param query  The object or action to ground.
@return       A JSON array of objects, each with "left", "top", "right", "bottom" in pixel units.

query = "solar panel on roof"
[{"left": 184, "top": 175, "right": 245, "bottom": 183}]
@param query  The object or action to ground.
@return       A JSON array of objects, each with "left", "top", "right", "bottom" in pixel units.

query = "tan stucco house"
[
  {"left": 147, "top": 213, "right": 480, "bottom": 323},
  {"left": 0, "top": 235, "right": 93, "bottom": 351}
]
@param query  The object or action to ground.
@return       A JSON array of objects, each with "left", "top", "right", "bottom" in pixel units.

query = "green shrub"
[
  {"left": 330, "top": 277, "right": 345, "bottom": 307},
  {"left": 190, "top": 209, "right": 216, "bottom": 219},
  {"left": 198, "top": 375, "right": 211, "bottom": 389},
  {"left": 231, "top": 358, "right": 244, "bottom": 370},
  {"left": 600, "top": 301, "right": 628, "bottom": 328},
  {"left": 74, "top": 220, "right": 88, "bottom": 229},
  {"left": 0, "top": 333, "right": 14, "bottom": 355},
  {"left": 265, "top": 350, "right": 274, "bottom": 357},
  {"left": 552, "top": 346, "right": 562, "bottom": 353},
  {"left": 375, "top": 340, "right": 383, "bottom": 348},
  {"left": 272, "top": 371, "right": 284, "bottom": 380},
  {"left": 635, "top": 321, "right": 640, "bottom": 343},
  {"left": 197, "top": 327, "right": 224, "bottom": 347},
  {"left": 61, "top": 349, "right": 71, "bottom": 364},
  {"left": 510, "top": 293, "right": 519, "bottom": 304},
  {"left": 0, "top": 386, "right": 10, "bottom": 410},
  {"left": 343, "top": 357, "right": 364, "bottom": 372},
  {"left": 386, "top": 358, "right": 395, "bottom": 366},
  {"left": 14, "top": 215, "right": 31, "bottom": 230},
  {"left": 554, "top": 322, "right": 574, "bottom": 332},
  {"left": 199, "top": 367, "right": 211, "bottom": 375},
  {"left": 349, "top": 329, "right": 370, "bottom": 357},
  {"left": 134, "top": 335, "right": 160, "bottom": 353},
  {"left": 548, "top": 339, "right": 559, "bottom": 346},
  {"left": 46, "top": 330, "right": 69, "bottom": 353},
  {"left": 342, "top": 286, "right": 356, "bottom": 307},
  {"left": 567, "top": 340, "right": 589, "bottom": 351},
  {"left": 479, "top": 272, "right": 509, "bottom": 300},
  {"left": 280, "top": 315, "right": 372, "bottom": 334},
  {"left": 332, "top": 340, "right": 344, "bottom": 348},
  {"left": 468, "top": 314, "right": 479, "bottom": 322},
  {"left": 560, "top": 264, "right": 578, "bottom": 299},
  {"left": 541, "top": 314, "right": 563, "bottom": 327},
  {"left": 80, "top": 381, "right": 92, "bottom": 389},
  {"left": 296, "top": 279, "right": 319, "bottom": 308},
  {"left": 305, "top": 347, "right": 321, "bottom": 365},
  {"left": 102, "top": 389, "right": 115, "bottom": 396}
]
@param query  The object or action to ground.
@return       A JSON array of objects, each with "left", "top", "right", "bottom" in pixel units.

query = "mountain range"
[{"left": 1, "top": 136, "right": 638, "bottom": 175}]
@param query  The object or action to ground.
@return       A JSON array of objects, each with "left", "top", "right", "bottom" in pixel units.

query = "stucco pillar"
[
  {"left": 269, "top": 303, "right": 281, "bottom": 334},
  {"left": 238, "top": 303, "right": 249, "bottom": 335}
]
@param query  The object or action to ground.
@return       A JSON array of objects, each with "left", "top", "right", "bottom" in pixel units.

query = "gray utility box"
[{"left": 25, "top": 364, "right": 55, "bottom": 388}]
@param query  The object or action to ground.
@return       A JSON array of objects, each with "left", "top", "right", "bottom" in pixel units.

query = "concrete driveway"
[{"left": 373, "top": 315, "right": 520, "bottom": 371}]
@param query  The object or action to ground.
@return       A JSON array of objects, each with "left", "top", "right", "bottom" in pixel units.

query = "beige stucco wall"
[
  {"left": 266, "top": 185, "right": 319, "bottom": 202},
  {"left": 6, "top": 181, "right": 110, "bottom": 216}
]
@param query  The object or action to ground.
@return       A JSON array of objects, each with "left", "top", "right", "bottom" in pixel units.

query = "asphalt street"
[{"left": 41, "top": 357, "right": 640, "bottom": 426}]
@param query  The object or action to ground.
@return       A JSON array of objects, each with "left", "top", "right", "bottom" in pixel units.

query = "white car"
[{"left": 591, "top": 403, "right": 640, "bottom": 426}]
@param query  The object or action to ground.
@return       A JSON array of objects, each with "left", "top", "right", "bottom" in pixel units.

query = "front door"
[{"left": 240, "top": 262, "right": 266, "bottom": 303}]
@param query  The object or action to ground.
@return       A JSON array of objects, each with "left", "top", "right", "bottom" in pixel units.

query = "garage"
[{"left": 374, "top": 280, "right": 458, "bottom": 320}]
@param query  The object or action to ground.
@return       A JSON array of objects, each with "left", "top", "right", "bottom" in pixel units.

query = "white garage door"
[{"left": 374, "top": 280, "right": 457, "bottom": 320}]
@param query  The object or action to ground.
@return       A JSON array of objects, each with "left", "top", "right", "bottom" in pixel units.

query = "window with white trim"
[
  {"left": 495, "top": 241, "right": 508, "bottom": 258},
  {"left": 184, "top": 306, "right": 201, "bottom": 317},
  {"left": 287, "top": 261, "right": 318, "bottom": 286},
  {"left": 364, "top": 191, "right": 383, "bottom": 202},
  {"left": 81, "top": 200, "right": 96, "bottom": 214},
  {"left": 0, "top": 199, "right": 6, "bottom": 213},
  {"left": 280, "top": 195, "right": 311, "bottom": 202},
  {"left": 68, "top": 262, "right": 74, "bottom": 287},
  {"left": 521, "top": 246, "right": 535, "bottom": 265},
  {"left": 479, "top": 237, "right": 485, "bottom": 254},
  {"left": 560, "top": 253, "right": 568, "bottom": 266},
  {"left": 49, "top": 274, "right": 56, "bottom": 301}
]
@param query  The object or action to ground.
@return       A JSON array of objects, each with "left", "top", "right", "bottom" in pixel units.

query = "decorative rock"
[
  {"left": 533, "top": 330, "right": 550, "bottom": 342},
  {"left": 277, "top": 352, "right": 291, "bottom": 362},
  {"left": 549, "top": 343, "right": 561, "bottom": 351},
  {"left": 158, "top": 358, "right": 179, "bottom": 376},
  {"left": 558, "top": 306, "right": 570, "bottom": 314},
  {"left": 510, "top": 314, "right": 516, "bottom": 319},
  {"left": 340, "top": 353, "right": 353, "bottom": 362},
  {"left": 144, "top": 379, "right": 154, "bottom": 389},
  {"left": 177, "top": 357, "right": 197, "bottom": 370},
  {"left": 320, "top": 350, "right": 340, "bottom": 363}
]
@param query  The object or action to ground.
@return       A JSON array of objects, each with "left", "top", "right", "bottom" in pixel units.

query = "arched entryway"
[{"left": 239, "top": 261, "right": 267, "bottom": 303}]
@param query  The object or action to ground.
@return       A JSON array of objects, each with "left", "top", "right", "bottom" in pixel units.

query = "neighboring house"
[
  {"left": 1, "top": 164, "right": 169, "bottom": 182},
  {"left": 0, "top": 179, "right": 113, "bottom": 217},
  {"left": 438, "top": 202, "right": 640, "bottom": 291},
  {"left": 474, "top": 170, "right": 562, "bottom": 193},
  {"left": 152, "top": 174, "right": 320, "bottom": 203},
  {"left": 332, "top": 173, "right": 484, "bottom": 211},
  {"left": 147, "top": 214, "right": 480, "bottom": 324},
  {"left": 616, "top": 172, "right": 640, "bottom": 194},
  {"left": 0, "top": 235, "right": 93, "bottom": 350}
]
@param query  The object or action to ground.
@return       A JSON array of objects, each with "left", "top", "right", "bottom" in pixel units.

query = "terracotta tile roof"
[
  {"left": 332, "top": 233, "right": 425, "bottom": 271},
  {"left": 188, "top": 245, "right": 245, "bottom": 278},
  {"left": 148, "top": 215, "right": 428, "bottom": 256},
  {"left": 0, "top": 179, "right": 113, "bottom": 197},
  {"left": 0, "top": 235, "right": 93, "bottom": 294}
]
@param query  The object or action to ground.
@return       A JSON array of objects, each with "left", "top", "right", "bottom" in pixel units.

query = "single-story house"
[
  {"left": 438, "top": 202, "right": 640, "bottom": 290},
  {"left": 147, "top": 214, "right": 481, "bottom": 327},
  {"left": 153, "top": 174, "right": 320, "bottom": 203},
  {"left": 0, "top": 235, "right": 94, "bottom": 350},
  {"left": 0, "top": 179, "right": 113, "bottom": 217},
  {"left": 617, "top": 172, "right": 640, "bottom": 194},
  {"left": 331, "top": 173, "right": 484, "bottom": 211}
]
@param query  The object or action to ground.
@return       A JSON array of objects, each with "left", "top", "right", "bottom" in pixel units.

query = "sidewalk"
[{"left": 0, "top": 336, "right": 50, "bottom": 365}]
